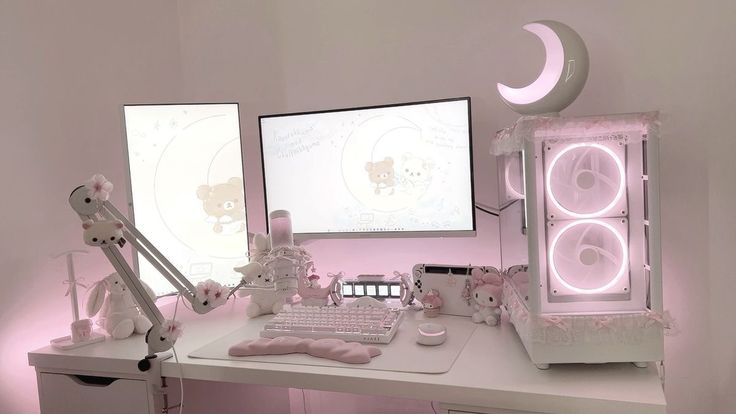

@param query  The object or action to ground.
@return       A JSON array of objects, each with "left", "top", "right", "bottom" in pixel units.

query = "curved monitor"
[{"left": 259, "top": 97, "right": 476, "bottom": 239}]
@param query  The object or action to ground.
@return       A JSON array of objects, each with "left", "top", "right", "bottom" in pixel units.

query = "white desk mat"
[{"left": 188, "top": 312, "right": 477, "bottom": 374}]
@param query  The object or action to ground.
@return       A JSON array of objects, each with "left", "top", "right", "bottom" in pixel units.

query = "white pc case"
[{"left": 494, "top": 112, "right": 664, "bottom": 369}]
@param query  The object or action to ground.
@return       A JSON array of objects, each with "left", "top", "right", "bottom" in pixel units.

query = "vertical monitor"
[
  {"left": 123, "top": 103, "right": 248, "bottom": 296},
  {"left": 259, "top": 97, "right": 475, "bottom": 239}
]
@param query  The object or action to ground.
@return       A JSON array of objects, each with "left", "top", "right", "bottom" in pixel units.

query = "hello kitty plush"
[{"left": 470, "top": 268, "right": 503, "bottom": 326}]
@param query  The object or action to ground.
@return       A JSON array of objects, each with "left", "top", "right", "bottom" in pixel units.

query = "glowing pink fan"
[
  {"left": 545, "top": 142, "right": 626, "bottom": 219},
  {"left": 548, "top": 219, "right": 629, "bottom": 295}
]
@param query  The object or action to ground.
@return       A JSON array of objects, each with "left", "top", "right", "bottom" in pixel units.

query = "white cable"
[
  {"left": 172, "top": 346, "right": 184, "bottom": 414},
  {"left": 302, "top": 388, "right": 307, "bottom": 414},
  {"left": 172, "top": 294, "right": 184, "bottom": 414}
]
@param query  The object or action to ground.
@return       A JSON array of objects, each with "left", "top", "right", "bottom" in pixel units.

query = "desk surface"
[{"left": 29, "top": 300, "right": 666, "bottom": 414}]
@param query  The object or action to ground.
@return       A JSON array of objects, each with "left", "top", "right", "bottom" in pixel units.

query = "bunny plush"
[
  {"left": 470, "top": 268, "right": 504, "bottom": 326},
  {"left": 234, "top": 261, "right": 292, "bottom": 317},
  {"left": 86, "top": 272, "right": 156, "bottom": 339}
]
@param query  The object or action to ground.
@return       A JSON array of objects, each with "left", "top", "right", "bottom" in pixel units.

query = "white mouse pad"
[{"left": 189, "top": 312, "right": 476, "bottom": 374}]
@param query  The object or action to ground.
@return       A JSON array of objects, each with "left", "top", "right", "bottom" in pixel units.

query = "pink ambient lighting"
[
  {"left": 545, "top": 143, "right": 626, "bottom": 219},
  {"left": 496, "top": 23, "right": 565, "bottom": 105},
  {"left": 548, "top": 219, "right": 628, "bottom": 294}
]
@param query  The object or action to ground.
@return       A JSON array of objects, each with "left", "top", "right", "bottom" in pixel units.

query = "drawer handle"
[{"left": 68, "top": 374, "right": 120, "bottom": 386}]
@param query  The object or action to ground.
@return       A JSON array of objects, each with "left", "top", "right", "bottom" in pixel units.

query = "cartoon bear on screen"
[
  {"left": 196, "top": 177, "right": 246, "bottom": 234},
  {"left": 365, "top": 157, "right": 395, "bottom": 195},
  {"left": 400, "top": 153, "right": 433, "bottom": 192}
]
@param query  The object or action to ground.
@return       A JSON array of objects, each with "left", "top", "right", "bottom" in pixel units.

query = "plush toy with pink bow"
[
  {"left": 420, "top": 289, "right": 443, "bottom": 318},
  {"left": 470, "top": 268, "right": 504, "bottom": 326}
]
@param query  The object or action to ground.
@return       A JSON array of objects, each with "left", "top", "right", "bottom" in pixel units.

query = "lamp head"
[{"left": 497, "top": 20, "right": 589, "bottom": 115}]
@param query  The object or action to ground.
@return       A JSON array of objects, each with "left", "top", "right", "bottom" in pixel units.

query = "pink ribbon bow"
[
  {"left": 643, "top": 310, "right": 675, "bottom": 330},
  {"left": 593, "top": 316, "right": 615, "bottom": 331},
  {"left": 327, "top": 271, "right": 344, "bottom": 279},
  {"left": 539, "top": 315, "right": 569, "bottom": 332},
  {"left": 471, "top": 268, "right": 502, "bottom": 288},
  {"left": 62, "top": 278, "right": 88, "bottom": 297},
  {"left": 391, "top": 271, "right": 409, "bottom": 280}
]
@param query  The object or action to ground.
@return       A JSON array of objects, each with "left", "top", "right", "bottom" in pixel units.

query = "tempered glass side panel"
[{"left": 499, "top": 200, "right": 528, "bottom": 270}]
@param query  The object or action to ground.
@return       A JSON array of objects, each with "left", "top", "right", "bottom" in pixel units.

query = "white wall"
[
  {"left": 1, "top": 1, "right": 734, "bottom": 413},
  {"left": 706, "top": 3, "right": 736, "bottom": 412},
  {"left": 175, "top": 1, "right": 735, "bottom": 413},
  {"left": 0, "top": 2, "right": 183, "bottom": 413}
]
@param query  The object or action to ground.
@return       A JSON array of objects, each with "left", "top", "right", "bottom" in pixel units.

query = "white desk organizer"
[{"left": 493, "top": 112, "right": 665, "bottom": 369}]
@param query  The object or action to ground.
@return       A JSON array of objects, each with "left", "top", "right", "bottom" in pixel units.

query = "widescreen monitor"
[{"left": 259, "top": 97, "right": 475, "bottom": 239}]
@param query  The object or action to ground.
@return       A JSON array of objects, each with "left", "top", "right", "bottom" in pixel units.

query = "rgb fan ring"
[
  {"left": 548, "top": 219, "right": 628, "bottom": 294},
  {"left": 545, "top": 143, "right": 625, "bottom": 218}
]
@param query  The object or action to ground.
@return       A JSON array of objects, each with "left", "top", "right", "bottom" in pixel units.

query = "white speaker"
[{"left": 496, "top": 113, "right": 664, "bottom": 368}]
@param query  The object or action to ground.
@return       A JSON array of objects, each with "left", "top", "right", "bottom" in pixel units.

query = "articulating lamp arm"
[{"left": 69, "top": 185, "right": 230, "bottom": 368}]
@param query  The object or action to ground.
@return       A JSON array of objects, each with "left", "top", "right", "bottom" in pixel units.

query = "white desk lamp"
[
  {"left": 68, "top": 182, "right": 262, "bottom": 370},
  {"left": 497, "top": 20, "right": 589, "bottom": 115}
]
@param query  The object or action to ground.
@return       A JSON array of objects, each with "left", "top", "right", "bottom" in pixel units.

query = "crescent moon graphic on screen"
[{"left": 497, "top": 20, "right": 589, "bottom": 115}]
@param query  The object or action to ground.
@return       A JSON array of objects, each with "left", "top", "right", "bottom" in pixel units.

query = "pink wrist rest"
[{"left": 228, "top": 336, "right": 381, "bottom": 364}]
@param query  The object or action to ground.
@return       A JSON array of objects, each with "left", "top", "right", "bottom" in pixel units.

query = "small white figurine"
[
  {"left": 86, "top": 272, "right": 155, "bottom": 339},
  {"left": 470, "top": 268, "right": 503, "bottom": 326},
  {"left": 298, "top": 270, "right": 342, "bottom": 307},
  {"left": 234, "top": 262, "right": 292, "bottom": 317},
  {"left": 420, "top": 289, "right": 443, "bottom": 318},
  {"left": 82, "top": 219, "right": 125, "bottom": 248}
]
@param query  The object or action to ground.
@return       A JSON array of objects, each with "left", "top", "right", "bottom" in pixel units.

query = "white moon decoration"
[{"left": 497, "top": 20, "right": 589, "bottom": 115}]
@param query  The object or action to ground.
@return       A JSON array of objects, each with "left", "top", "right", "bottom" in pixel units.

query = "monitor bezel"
[
  {"left": 121, "top": 102, "right": 249, "bottom": 296},
  {"left": 258, "top": 96, "right": 476, "bottom": 240}
]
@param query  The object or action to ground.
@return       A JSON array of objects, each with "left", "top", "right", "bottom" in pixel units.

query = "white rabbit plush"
[
  {"left": 249, "top": 232, "right": 271, "bottom": 262},
  {"left": 86, "top": 272, "right": 156, "bottom": 339},
  {"left": 234, "top": 262, "right": 291, "bottom": 317}
]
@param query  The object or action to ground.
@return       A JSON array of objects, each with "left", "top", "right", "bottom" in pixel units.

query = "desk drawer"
[
  {"left": 39, "top": 373, "right": 151, "bottom": 414},
  {"left": 444, "top": 405, "right": 540, "bottom": 414}
]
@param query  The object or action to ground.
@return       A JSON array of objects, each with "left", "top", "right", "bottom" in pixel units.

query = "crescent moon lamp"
[{"left": 497, "top": 20, "right": 589, "bottom": 115}]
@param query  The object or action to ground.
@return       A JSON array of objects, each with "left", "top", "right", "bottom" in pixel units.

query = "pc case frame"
[{"left": 494, "top": 112, "right": 664, "bottom": 368}]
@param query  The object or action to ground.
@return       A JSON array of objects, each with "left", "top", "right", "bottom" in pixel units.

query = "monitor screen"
[
  {"left": 123, "top": 103, "right": 248, "bottom": 296},
  {"left": 259, "top": 97, "right": 475, "bottom": 238}
]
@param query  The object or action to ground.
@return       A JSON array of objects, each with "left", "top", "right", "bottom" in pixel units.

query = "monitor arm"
[{"left": 68, "top": 185, "right": 247, "bottom": 369}]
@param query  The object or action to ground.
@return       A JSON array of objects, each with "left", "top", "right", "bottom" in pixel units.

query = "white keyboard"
[{"left": 261, "top": 306, "right": 404, "bottom": 344}]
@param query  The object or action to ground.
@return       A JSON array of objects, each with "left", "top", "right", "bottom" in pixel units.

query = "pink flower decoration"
[
  {"left": 85, "top": 174, "right": 114, "bottom": 201},
  {"left": 195, "top": 279, "right": 228, "bottom": 307},
  {"left": 160, "top": 319, "right": 183, "bottom": 342}
]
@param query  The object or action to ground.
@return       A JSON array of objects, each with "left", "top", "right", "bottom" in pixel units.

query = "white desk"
[{"left": 28, "top": 300, "right": 666, "bottom": 414}]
